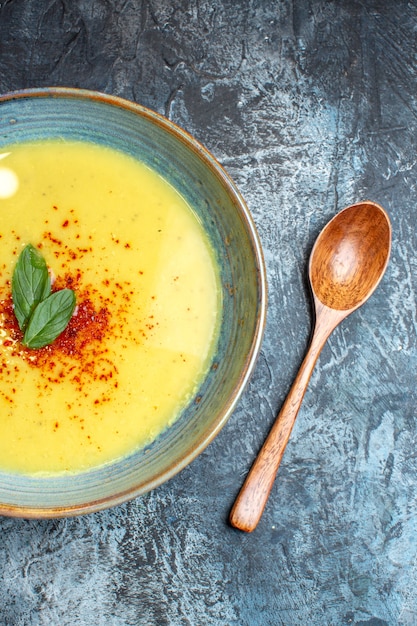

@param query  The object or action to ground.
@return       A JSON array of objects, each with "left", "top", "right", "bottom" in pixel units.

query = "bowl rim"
[{"left": 0, "top": 87, "right": 268, "bottom": 518}]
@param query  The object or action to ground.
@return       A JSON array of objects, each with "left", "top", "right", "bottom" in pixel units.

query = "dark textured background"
[{"left": 1, "top": 1, "right": 416, "bottom": 625}]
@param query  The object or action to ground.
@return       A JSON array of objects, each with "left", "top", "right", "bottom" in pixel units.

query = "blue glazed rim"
[{"left": 0, "top": 88, "right": 267, "bottom": 518}]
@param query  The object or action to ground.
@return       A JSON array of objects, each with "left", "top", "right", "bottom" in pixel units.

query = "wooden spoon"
[{"left": 230, "top": 201, "right": 392, "bottom": 532}]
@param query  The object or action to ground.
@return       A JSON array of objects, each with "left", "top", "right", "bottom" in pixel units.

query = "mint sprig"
[
  {"left": 22, "top": 289, "right": 76, "bottom": 349},
  {"left": 12, "top": 244, "right": 51, "bottom": 331},
  {"left": 12, "top": 245, "right": 76, "bottom": 349}
]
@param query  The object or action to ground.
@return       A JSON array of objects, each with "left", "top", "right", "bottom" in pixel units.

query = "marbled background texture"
[{"left": 1, "top": 1, "right": 417, "bottom": 625}]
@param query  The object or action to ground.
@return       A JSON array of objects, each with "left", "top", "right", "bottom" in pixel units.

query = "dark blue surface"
[{"left": 0, "top": 1, "right": 416, "bottom": 624}]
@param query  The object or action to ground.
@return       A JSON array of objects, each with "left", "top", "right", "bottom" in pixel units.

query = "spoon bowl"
[
  {"left": 310, "top": 202, "right": 391, "bottom": 310},
  {"left": 230, "top": 201, "right": 391, "bottom": 532}
]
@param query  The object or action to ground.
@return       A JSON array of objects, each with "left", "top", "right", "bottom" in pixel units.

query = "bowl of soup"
[{"left": 0, "top": 88, "right": 267, "bottom": 517}]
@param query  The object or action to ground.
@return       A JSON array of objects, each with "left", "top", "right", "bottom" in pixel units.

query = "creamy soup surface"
[{"left": 0, "top": 140, "right": 220, "bottom": 474}]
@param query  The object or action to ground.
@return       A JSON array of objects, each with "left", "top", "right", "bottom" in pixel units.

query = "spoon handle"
[{"left": 230, "top": 309, "right": 340, "bottom": 532}]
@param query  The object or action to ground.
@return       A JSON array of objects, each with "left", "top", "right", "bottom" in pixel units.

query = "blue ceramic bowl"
[{"left": 0, "top": 88, "right": 267, "bottom": 517}]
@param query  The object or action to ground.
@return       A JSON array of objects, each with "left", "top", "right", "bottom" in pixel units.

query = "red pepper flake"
[
  {"left": 0, "top": 274, "right": 115, "bottom": 390},
  {"left": 0, "top": 225, "right": 150, "bottom": 400},
  {"left": 43, "top": 232, "right": 63, "bottom": 247}
]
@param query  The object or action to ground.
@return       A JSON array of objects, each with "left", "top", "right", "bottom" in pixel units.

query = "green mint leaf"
[
  {"left": 12, "top": 244, "right": 51, "bottom": 331},
  {"left": 23, "top": 289, "right": 76, "bottom": 349}
]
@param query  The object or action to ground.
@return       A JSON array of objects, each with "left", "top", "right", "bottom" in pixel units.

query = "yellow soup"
[{"left": 0, "top": 140, "right": 221, "bottom": 474}]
